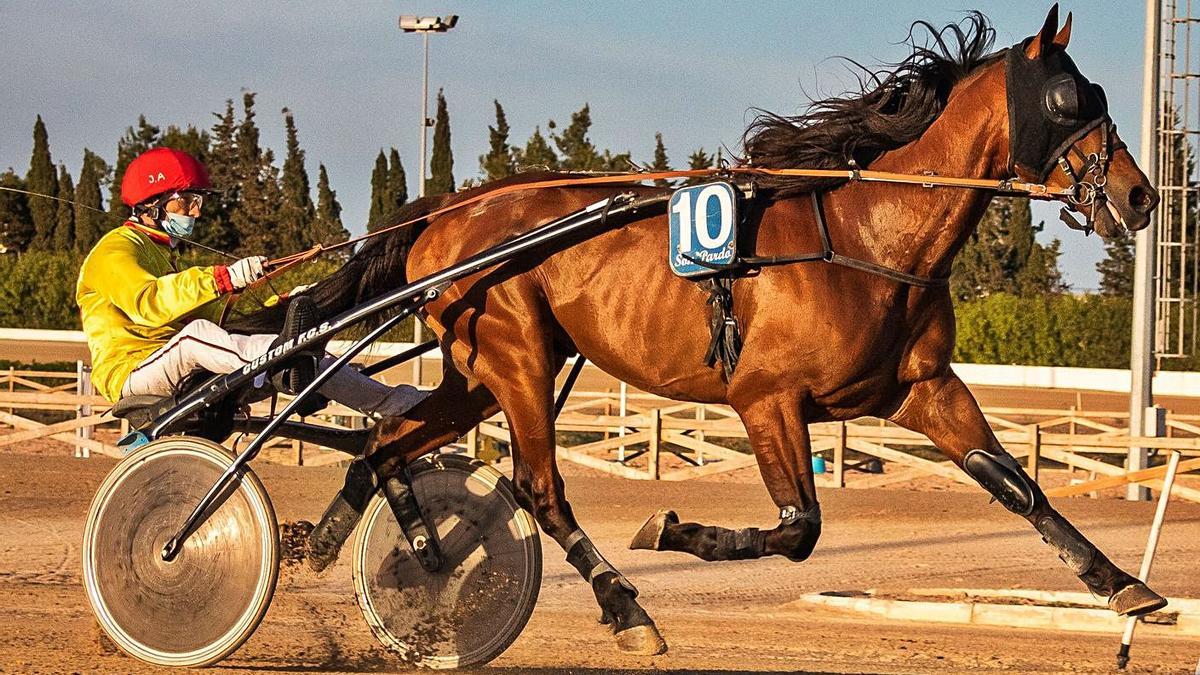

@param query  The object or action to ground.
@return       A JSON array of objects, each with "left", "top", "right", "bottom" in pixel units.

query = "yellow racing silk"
[{"left": 76, "top": 223, "right": 228, "bottom": 401}]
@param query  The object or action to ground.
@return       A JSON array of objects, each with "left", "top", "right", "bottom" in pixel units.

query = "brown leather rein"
[{"left": 258, "top": 165, "right": 1077, "bottom": 285}]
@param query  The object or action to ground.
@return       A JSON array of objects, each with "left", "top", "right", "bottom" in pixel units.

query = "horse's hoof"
[
  {"left": 614, "top": 623, "right": 668, "bottom": 655},
  {"left": 629, "top": 509, "right": 677, "bottom": 551},
  {"left": 1109, "top": 582, "right": 1168, "bottom": 616}
]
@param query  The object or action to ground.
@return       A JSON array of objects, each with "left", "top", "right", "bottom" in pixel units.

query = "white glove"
[{"left": 227, "top": 256, "right": 267, "bottom": 291}]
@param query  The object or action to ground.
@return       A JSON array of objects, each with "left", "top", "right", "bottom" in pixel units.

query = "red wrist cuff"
[{"left": 214, "top": 265, "right": 233, "bottom": 293}]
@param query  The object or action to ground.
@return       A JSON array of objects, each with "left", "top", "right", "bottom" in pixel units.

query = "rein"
[{"left": 260, "top": 165, "right": 1080, "bottom": 280}]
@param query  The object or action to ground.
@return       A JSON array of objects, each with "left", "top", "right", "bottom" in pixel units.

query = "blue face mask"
[{"left": 161, "top": 212, "right": 196, "bottom": 239}]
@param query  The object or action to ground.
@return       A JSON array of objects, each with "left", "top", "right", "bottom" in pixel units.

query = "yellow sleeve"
[{"left": 83, "top": 235, "right": 225, "bottom": 328}]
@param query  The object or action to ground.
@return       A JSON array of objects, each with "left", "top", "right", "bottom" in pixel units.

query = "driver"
[{"left": 76, "top": 147, "right": 425, "bottom": 417}]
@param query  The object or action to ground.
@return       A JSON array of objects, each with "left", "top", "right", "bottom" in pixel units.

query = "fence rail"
[{"left": 1, "top": 365, "right": 1197, "bottom": 502}]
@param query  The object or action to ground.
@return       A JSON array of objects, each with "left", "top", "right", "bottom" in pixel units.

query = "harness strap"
[
  {"left": 702, "top": 275, "right": 741, "bottom": 380},
  {"left": 740, "top": 192, "right": 950, "bottom": 288}
]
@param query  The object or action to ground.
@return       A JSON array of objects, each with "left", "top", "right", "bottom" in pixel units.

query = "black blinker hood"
[{"left": 1005, "top": 38, "right": 1108, "bottom": 182}]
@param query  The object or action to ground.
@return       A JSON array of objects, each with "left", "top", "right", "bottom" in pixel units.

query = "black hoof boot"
[
  {"left": 307, "top": 458, "right": 376, "bottom": 573},
  {"left": 593, "top": 572, "right": 667, "bottom": 655}
]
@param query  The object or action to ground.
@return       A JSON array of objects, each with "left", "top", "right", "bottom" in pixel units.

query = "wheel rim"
[
  {"left": 83, "top": 437, "right": 278, "bottom": 667},
  {"left": 354, "top": 454, "right": 541, "bottom": 669}
]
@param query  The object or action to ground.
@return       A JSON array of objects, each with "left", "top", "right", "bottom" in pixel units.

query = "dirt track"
[{"left": 2, "top": 452, "right": 1199, "bottom": 674}]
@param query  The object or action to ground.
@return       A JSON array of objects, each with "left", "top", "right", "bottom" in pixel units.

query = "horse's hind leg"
[
  {"left": 631, "top": 389, "right": 823, "bottom": 562},
  {"left": 306, "top": 364, "right": 498, "bottom": 572},
  {"left": 891, "top": 374, "right": 1166, "bottom": 616}
]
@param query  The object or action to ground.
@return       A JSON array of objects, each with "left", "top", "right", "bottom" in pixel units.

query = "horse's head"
[{"left": 1005, "top": 4, "right": 1158, "bottom": 239}]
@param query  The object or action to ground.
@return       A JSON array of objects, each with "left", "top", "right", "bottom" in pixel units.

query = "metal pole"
[
  {"left": 1116, "top": 450, "right": 1181, "bottom": 669},
  {"left": 418, "top": 31, "right": 430, "bottom": 200},
  {"left": 1129, "top": 0, "right": 1162, "bottom": 501},
  {"left": 618, "top": 381, "right": 628, "bottom": 462}
]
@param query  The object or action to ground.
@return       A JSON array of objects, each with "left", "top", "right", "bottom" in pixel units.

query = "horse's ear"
[
  {"left": 1025, "top": 3, "right": 1061, "bottom": 59},
  {"left": 1053, "top": 12, "right": 1073, "bottom": 48}
]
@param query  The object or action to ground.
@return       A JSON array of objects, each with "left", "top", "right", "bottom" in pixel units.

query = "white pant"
[
  {"left": 122, "top": 320, "right": 274, "bottom": 397},
  {"left": 121, "top": 319, "right": 426, "bottom": 417}
]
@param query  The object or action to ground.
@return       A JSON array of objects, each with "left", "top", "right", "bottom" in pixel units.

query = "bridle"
[
  {"left": 1053, "top": 117, "right": 1124, "bottom": 236},
  {"left": 1003, "top": 39, "right": 1123, "bottom": 237}
]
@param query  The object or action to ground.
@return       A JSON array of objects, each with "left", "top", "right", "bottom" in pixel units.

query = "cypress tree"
[
  {"left": 157, "top": 124, "right": 209, "bottom": 161},
  {"left": 74, "top": 149, "right": 108, "bottom": 251},
  {"left": 515, "top": 126, "right": 558, "bottom": 170},
  {"left": 197, "top": 100, "right": 240, "bottom": 252},
  {"left": 1097, "top": 233, "right": 1136, "bottom": 297},
  {"left": 53, "top": 165, "right": 75, "bottom": 250},
  {"left": 687, "top": 148, "right": 713, "bottom": 170},
  {"left": 109, "top": 115, "right": 160, "bottom": 224},
  {"left": 27, "top": 116, "right": 57, "bottom": 250},
  {"left": 951, "top": 197, "right": 1065, "bottom": 300},
  {"left": 367, "top": 150, "right": 389, "bottom": 231},
  {"left": 278, "top": 108, "right": 315, "bottom": 252},
  {"left": 651, "top": 133, "right": 670, "bottom": 187},
  {"left": 387, "top": 147, "right": 408, "bottom": 214},
  {"left": 312, "top": 164, "right": 349, "bottom": 248},
  {"left": 480, "top": 100, "right": 515, "bottom": 182},
  {"left": 0, "top": 170, "right": 34, "bottom": 252},
  {"left": 230, "top": 93, "right": 284, "bottom": 256},
  {"left": 554, "top": 104, "right": 601, "bottom": 171},
  {"left": 425, "top": 89, "right": 455, "bottom": 196}
]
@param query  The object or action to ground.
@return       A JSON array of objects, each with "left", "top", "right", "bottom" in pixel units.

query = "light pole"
[
  {"left": 1129, "top": 0, "right": 1160, "bottom": 501},
  {"left": 399, "top": 14, "right": 458, "bottom": 199},
  {"left": 399, "top": 14, "right": 457, "bottom": 385}
]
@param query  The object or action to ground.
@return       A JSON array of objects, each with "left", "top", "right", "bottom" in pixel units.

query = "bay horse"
[{"left": 233, "top": 6, "right": 1163, "bottom": 656}]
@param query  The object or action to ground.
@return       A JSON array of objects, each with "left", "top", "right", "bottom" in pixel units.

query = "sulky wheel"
[
  {"left": 353, "top": 453, "right": 541, "bottom": 669},
  {"left": 82, "top": 436, "right": 279, "bottom": 667}
]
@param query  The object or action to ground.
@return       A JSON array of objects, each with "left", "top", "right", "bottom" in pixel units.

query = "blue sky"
[{"left": 0, "top": 1, "right": 1145, "bottom": 288}]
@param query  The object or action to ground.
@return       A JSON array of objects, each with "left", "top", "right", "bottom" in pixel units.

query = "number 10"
[{"left": 673, "top": 185, "right": 734, "bottom": 250}]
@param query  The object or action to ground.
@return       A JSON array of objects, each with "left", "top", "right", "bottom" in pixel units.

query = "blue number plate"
[{"left": 668, "top": 181, "right": 738, "bottom": 277}]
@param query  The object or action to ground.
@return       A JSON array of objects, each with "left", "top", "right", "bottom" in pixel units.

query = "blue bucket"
[{"left": 811, "top": 455, "right": 827, "bottom": 474}]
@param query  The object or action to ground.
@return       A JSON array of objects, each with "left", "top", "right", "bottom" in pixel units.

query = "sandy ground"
[{"left": 1, "top": 452, "right": 1199, "bottom": 675}]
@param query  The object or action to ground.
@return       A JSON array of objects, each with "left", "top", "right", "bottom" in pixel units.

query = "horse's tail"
[{"left": 226, "top": 197, "right": 444, "bottom": 334}]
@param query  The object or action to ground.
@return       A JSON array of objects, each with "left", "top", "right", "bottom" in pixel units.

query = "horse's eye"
[{"left": 1044, "top": 74, "right": 1080, "bottom": 120}]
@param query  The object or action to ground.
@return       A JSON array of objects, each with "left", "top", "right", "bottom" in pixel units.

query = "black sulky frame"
[{"left": 157, "top": 190, "right": 656, "bottom": 562}]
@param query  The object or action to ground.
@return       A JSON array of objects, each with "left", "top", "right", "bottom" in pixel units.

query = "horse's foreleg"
[
  {"left": 631, "top": 390, "right": 822, "bottom": 562},
  {"left": 891, "top": 373, "right": 1166, "bottom": 616}
]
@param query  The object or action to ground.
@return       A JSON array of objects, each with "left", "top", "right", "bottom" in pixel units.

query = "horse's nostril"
[{"left": 1129, "top": 185, "right": 1159, "bottom": 214}]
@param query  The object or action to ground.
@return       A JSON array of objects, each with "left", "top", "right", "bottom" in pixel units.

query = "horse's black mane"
[{"left": 742, "top": 11, "right": 998, "bottom": 197}]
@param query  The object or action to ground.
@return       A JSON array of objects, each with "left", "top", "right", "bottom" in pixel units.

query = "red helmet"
[{"left": 120, "top": 148, "right": 214, "bottom": 207}]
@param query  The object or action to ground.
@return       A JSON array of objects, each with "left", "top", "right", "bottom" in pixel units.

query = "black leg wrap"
[
  {"left": 307, "top": 458, "right": 376, "bottom": 573},
  {"left": 655, "top": 518, "right": 767, "bottom": 561},
  {"left": 963, "top": 449, "right": 1036, "bottom": 516},
  {"left": 565, "top": 529, "right": 637, "bottom": 596},
  {"left": 715, "top": 527, "right": 768, "bottom": 559},
  {"left": 1034, "top": 514, "right": 1097, "bottom": 576}
]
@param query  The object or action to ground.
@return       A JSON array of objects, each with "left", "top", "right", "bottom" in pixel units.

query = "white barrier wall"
[{"left": 1, "top": 327, "right": 1197, "bottom": 397}]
